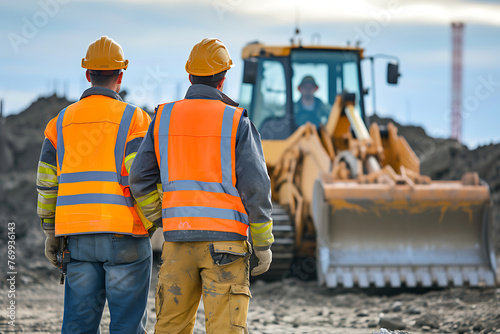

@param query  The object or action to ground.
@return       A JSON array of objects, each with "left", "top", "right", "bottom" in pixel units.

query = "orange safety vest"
[
  {"left": 46, "top": 96, "right": 148, "bottom": 237},
  {"left": 154, "top": 99, "right": 249, "bottom": 241}
]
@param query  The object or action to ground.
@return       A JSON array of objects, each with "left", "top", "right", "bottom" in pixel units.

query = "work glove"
[
  {"left": 251, "top": 248, "right": 272, "bottom": 276},
  {"left": 43, "top": 229, "right": 60, "bottom": 267}
]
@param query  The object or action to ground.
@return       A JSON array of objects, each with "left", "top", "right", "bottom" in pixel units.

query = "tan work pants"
[{"left": 155, "top": 240, "right": 252, "bottom": 334}]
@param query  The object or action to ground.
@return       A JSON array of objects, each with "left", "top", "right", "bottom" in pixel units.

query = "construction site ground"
[
  {"left": 1, "top": 96, "right": 500, "bottom": 333},
  {"left": 1, "top": 259, "right": 499, "bottom": 334}
]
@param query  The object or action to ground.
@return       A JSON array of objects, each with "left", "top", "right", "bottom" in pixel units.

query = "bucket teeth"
[{"left": 319, "top": 263, "right": 496, "bottom": 288}]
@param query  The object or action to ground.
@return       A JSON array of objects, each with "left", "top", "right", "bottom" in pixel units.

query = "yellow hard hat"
[
  {"left": 81, "top": 36, "right": 129, "bottom": 71},
  {"left": 185, "top": 38, "right": 234, "bottom": 76}
]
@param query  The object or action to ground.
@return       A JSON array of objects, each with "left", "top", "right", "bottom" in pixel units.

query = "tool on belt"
[{"left": 56, "top": 237, "right": 70, "bottom": 285}]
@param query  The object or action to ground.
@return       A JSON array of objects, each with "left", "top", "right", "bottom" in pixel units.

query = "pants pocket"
[
  {"left": 229, "top": 285, "right": 252, "bottom": 328},
  {"left": 111, "top": 235, "right": 139, "bottom": 264},
  {"left": 209, "top": 241, "right": 250, "bottom": 266}
]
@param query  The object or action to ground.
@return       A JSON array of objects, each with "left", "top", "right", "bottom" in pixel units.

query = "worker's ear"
[
  {"left": 314, "top": 86, "right": 318, "bottom": 92},
  {"left": 116, "top": 72, "right": 123, "bottom": 85},
  {"left": 217, "top": 77, "right": 226, "bottom": 91},
  {"left": 188, "top": 74, "right": 193, "bottom": 84},
  {"left": 85, "top": 70, "right": 91, "bottom": 83}
]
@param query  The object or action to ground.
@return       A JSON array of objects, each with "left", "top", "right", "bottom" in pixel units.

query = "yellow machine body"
[{"left": 240, "top": 43, "right": 496, "bottom": 287}]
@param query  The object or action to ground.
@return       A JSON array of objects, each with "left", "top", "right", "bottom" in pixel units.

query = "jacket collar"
[
  {"left": 184, "top": 84, "right": 238, "bottom": 107},
  {"left": 80, "top": 87, "right": 123, "bottom": 102}
]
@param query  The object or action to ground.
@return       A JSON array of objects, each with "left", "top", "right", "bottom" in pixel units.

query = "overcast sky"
[{"left": 1, "top": 0, "right": 499, "bottom": 148}]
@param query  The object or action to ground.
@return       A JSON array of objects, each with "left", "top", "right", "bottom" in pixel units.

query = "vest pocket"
[{"left": 229, "top": 284, "right": 252, "bottom": 328}]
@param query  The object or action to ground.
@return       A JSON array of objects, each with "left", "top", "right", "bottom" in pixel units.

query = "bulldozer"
[
  {"left": 150, "top": 40, "right": 497, "bottom": 288},
  {"left": 235, "top": 41, "right": 497, "bottom": 288}
]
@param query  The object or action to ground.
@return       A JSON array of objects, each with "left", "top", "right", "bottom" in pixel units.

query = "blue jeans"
[{"left": 62, "top": 234, "right": 152, "bottom": 334}]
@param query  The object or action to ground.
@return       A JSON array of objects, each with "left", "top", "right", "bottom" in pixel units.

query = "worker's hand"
[
  {"left": 43, "top": 229, "right": 60, "bottom": 267},
  {"left": 251, "top": 249, "right": 272, "bottom": 276}
]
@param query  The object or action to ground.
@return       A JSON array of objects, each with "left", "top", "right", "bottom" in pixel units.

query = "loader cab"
[{"left": 239, "top": 44, "right": 366, "bottom": 140}]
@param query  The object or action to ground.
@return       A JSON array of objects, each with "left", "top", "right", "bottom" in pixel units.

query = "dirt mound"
[
  {"left": 0, "top": 94, "right": 72, "bottom": 267},
  {"left": 369, "top": 115, "right": 459, "bottom": 162},
  {"left": 1, "top": 94, "right": 71, "bottom": 172},
  {"left": 370, "top": 115, "right": 500, "bottom": 188}
]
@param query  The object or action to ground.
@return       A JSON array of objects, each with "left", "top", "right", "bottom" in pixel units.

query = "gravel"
[{"left": 1, "top": 273, "right": 499, "bottom": 333}]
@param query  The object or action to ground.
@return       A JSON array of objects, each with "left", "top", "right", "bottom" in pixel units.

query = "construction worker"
[
  {"left": 37, "top": 36, "right": 153, "bottom": 333},
  {"left": 129, "top": 38, "right": 274, "bottom": 334},
  {"left": 294, "top": 75, "right": 329, "bottom": 127}
]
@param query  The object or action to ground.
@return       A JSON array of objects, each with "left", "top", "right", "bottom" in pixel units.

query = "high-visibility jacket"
[
  {"left": 154, "top": 99, "right": 249, "bottom": 241},
  {"left": 44, "top": 95, "right": 149, "bottom": 236}
]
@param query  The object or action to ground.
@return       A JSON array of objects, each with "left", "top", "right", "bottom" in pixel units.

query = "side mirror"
[
  {"left": 243, "top": 59, "right": 258, "bottom": 84},
  {"left": 387, "top": 62, "right": 400, "bottom": 84}
]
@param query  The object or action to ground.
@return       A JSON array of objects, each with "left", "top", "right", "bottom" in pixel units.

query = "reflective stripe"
[
  {"left": 137, "top": 190, "right": 160, "bottom": 207},
  {"left": 57, "top": 193, "right": 134, "bottom": 207},
  {"left": 124, "top": 152, "right": 137, "bottom": 173},
  {"left": 38, "top": 165, "right": 57, "bottom": 176},
  {"left": 38, "top": 177, "right": 58, "bottom": 183},
  {"left": 40, "top": 192, "right": 58, "bottom": 199},
  {"left": 162, "top": 206, "right": 248, "bottom": 225},
  {"left": 163, "top": 230, "right": 247, "bottom": 242},
  {"left": 164, "top": 180, "right": 240, "bottom": 197},
  {"left": 37, "top": 186, "right": 59, "bottom": 190},
  {"left": 59, "top": 171, "right": 119, "bottom": 183},
  {"left": 38, "top": 201, "right": 56, "bottom": 210},
  {"left": 56, "top": 108, "right": 67, "bottom": 171},
  {"left": 220, "top": 106, "right": 235, "bottom": 185},
  {"left": 249, "top": 220, "right": 275, "bottom": 247},
  {"left": 115, "top": 104, "right": 136, "bottom": 183},
  {"left": 39, "top": 160, "right": 57, "bottom": 170},
  {"left": 58, "top": 230, "right": 146, "bottom": 237},
  {"left": 158, "top": 103, "right": 174, "bottom": 184}
]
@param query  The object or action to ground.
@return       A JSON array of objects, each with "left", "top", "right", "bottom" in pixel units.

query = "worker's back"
[
  {"left": 153, "top": 98, "right": 249, "bottom": 242},
  {"left": 159, "top": 98, "right": 238, "bottom": 183},
  {"left": 44, "top": 94, "right": 147, "bottom": 236},
  {"left": 59, "top": 95, "right": 128, "bottom": 173}
]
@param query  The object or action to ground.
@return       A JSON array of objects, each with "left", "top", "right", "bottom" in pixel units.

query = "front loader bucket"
[{"left": 312, "top": 178, "right": 496, "bottom": 288}]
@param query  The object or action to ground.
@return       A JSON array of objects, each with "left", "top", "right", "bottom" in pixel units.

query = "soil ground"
[{"left": 1, "top": 259, "right": 499, "bottom": 334}]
